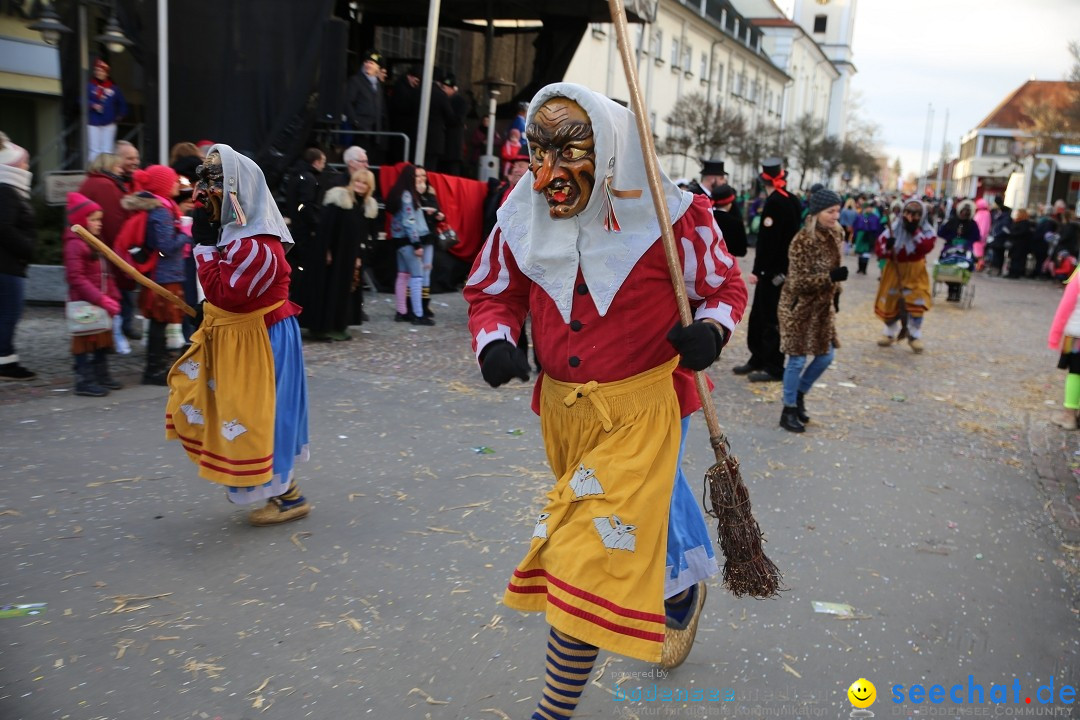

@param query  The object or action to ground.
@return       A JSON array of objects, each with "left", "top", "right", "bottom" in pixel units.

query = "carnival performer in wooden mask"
[
  {"left": 166, "top": 144, "right": 312, "bottom": 526},
  {"left": 465, "top": 83, "right": 748, "bottom": 719}
]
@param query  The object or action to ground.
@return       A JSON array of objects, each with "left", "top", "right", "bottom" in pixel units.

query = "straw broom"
[
  {"left": 606, "top": 0, "right": 781, "bottom": 598},
  {"left": 72, "top": 224, "right": 197, "bottom": 318}
]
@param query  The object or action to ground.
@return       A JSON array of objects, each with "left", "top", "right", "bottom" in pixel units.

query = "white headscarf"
[
  {"left": 494, "top": 83, "right": 692, "bottom": 323},
  {"left": 208, "top": 144, "right": 293, "bottom": 248},
  {"left": 889, "top": 199, "right": 933, "bottom": 255}
]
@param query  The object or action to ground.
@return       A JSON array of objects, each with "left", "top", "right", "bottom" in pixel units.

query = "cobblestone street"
[{"left": 2, "top": 255, "right": 1079, "bottom": 718}]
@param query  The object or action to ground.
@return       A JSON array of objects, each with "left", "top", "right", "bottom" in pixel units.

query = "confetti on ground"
[
  {"left": 183, "top": 658, "right": 225, "bottom": 679},
  {"left": 440, "top": 501, "right": 492, "bottom": 512},
  {"left": 472, "top": 446, "right": 496, "bottom": 454},
  {"left": 782, "top": 661, "right": 802, "bottom": 678},
  {"left": 86, "top": 477, "right": 141, "bottom": 487},
  {"left": 107, "top": 593, "right": 172, "bottom": 614},
  {"left": 290, "top": 532, "right": 312, "bottom": 551},
  {"left": 506, "top": 428, "right": 525, "bottom": 436},
  {"left": 408, "top": 687, "right": 450, "bottom": 705}
]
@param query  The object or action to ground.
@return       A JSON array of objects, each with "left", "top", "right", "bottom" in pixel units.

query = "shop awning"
[{"left": 1053, "top": 156, "right": 1080, "bottom": 174}]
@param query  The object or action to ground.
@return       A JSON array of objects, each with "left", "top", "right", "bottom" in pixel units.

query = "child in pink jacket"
[
  {"left": 1048, "top": 269, "right": 1080, "bottom": 428},
  {"left": 63, "top": 192, "right": 122, "bottom": 396}
]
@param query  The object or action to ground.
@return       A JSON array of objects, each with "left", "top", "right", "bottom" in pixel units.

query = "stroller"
[{"left": 933, "top": 246, "right": 975, "bottom": 307}]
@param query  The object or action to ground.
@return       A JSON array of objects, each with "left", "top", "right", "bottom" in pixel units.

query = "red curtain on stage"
[{"left": 378, "top": 164, "right": 490, "bottom": 262}]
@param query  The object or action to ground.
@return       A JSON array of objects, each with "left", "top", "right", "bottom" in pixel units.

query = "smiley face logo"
[{"left": 847, "top": 678, "right": 876, "bottom": 708}]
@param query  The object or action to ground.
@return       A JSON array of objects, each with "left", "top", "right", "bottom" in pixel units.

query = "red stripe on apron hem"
[
  {"left": 512, "top": 569, "right": 666, "bottom": 624},
  {"left": 172, "top": 429, "right": 273, "bottom": 465}
]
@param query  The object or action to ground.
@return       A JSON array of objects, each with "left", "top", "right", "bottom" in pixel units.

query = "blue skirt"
[
  {"left": 227, "top": 316, "right": 310, "bottom": 504},
  {"left": 664, "top": 417, "right": 719, "bottom": 597}
]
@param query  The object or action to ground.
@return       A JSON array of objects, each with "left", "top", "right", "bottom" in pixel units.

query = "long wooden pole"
[
  {"left": 72, "top": 224, "right": 197, "bottom": 318},
  {"left": 605, "top": 0, "right": 725, "bottom": 455}
]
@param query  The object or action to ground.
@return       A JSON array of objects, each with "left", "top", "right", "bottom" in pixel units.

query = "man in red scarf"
[
  {"left": 732, "top": 158, "right": 802, "bottom": 382},
  {"left": 87, "top": 59, "right": 128, "bottom": 165}
]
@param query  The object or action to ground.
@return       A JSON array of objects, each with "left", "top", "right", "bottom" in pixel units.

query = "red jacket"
[
  {"left": 77, "top": 171, "right": 130, "bottom": 248},
  {"left": 194, "top": 235, "right": 300, "bottom": 327},
  {"left": 63, "top": 194, "right": 119, "bottom": 308},
  {"left": 466, "top": 194, "right": 747, "bottom": 417}
]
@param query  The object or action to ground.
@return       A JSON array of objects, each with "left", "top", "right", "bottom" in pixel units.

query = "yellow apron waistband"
[
  {"left": 203, "top": 300, "right": 284, "bottom": 328},
  {"left": 541, "top": 357, "right": 680, "bottom": 428}
]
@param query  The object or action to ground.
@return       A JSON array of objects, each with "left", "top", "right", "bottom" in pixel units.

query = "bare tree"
[
  {"left": 658, "top": 93, "right": 747, "bottom": 165},
  {"left": 733, "top": 120, "right": 781, "bottom": 186},
  {"left": 789, "top": 114, "right": 825, "bottom": 190},
  {"left": 819, "top": 135, "right": 842, "bottom": 184},
  {"left": 1018, "top": 42, "right": 1080, "bottom": 151},
  {"left": 836, "top": 114, "right": 885, "bottom": 189}
]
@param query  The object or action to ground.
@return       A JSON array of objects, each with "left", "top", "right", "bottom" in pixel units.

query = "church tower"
[{"left": 791, "top": 0, "right": 857, "bottom": 140}]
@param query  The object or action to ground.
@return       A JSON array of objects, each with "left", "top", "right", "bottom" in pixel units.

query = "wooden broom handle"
[
  {"left": 72, "top": 224, "right": 197, "bottom": 318},
  {"left": 606, "top": 0, "right": 726, "bottom": 451}
]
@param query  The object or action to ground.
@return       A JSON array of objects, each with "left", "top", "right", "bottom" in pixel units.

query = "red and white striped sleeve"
[
  {"left": 195, "top": 236, "right": 284, "bottom": 311},
  {"left": 464, "top": 227, "right": 532, "bottom": 360},
  {"left": 677, "top": 206, "right": 748, "bottom": 340}
]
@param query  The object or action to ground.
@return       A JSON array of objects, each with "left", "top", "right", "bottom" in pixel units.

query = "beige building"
[
  {"left": 564, "top": 0, "right": 790, "bottom": 186},
  {"left": 953, "top": 80, "right": 1078, "bottom": 208},
  {"left": 741, "top": 0, "right": 841, "bottom": 137},
  {"left": 564, "top": 0, "right": 854, "bottom": 190},
  {"left": 0, "top": 9, "right": 63, "bottom": 174}
]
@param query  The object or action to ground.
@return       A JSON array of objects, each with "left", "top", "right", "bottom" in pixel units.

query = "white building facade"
[
  {"left": 563, "top": 0, "right": 790, "bottom": 187},
  {"left": 790, "top": 0, "right": 856, "bottom": 141},
  {"left": 562, "top": 0, "right": 855, "bottom": 191}
]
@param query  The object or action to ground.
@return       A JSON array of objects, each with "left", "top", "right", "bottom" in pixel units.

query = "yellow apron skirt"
[
  {"left": 505, "top": 358, "right": 681, "bottom": 662},
  {"left": 875, "top": 258, "right": 932, "bottom": 321},
  {"left": 165, "top": 301, "right": 281, "bottom": 487}
]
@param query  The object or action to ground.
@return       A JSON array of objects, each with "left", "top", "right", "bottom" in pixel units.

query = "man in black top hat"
[
  {"left": 687, "top": 158, "right": 727, "bottom": 197},
  {"left": 689, "top": 158, "right": 746, "bottom": 255},
  {"left": 346, "top": 50, "right": 387, "bottom": 162},
  {"left": 732, "top": 157, "right": 802, "bottom": 382}
]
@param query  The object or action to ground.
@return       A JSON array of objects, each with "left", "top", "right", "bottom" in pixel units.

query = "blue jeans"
[
  {"left": 396, "top": 245, "right": 424, "bottom": 277},
  {"left": 782, "top": 348, "right": 835, "bottom": 406},
  {"left": 0, "top": 273, "right": 25, "bottom": 360},
  {"left": 421, "top": 244, "right": 433, "bottom": 286}
]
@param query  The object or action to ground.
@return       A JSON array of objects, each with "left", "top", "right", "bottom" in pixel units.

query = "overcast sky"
[{"left": 781, "top": 0, "right": 1080, "bottom": 177}]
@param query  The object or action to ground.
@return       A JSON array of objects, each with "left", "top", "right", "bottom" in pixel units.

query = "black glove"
[
  {"left": 667, "top": 321, "right": 724, "bottom": 371},
  {"left": 829, "top": 266, "right": 849, "bottom": 282},
  {"left": 833, "top": 293, "right": 840, "bottom": 313},
  {"left": 479, "top": 341, "right": 531, "bottom": 387},
  {"left": 193, "top": 300, "right": 205, "bottom": 328},
  {"left": 191, "top": 206, "right": 217, "bottom": 247}
]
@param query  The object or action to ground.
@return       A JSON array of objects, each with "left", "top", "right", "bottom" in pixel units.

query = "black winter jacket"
[{"left": 0, "top": 184, "right": 36, "bottom": 277}]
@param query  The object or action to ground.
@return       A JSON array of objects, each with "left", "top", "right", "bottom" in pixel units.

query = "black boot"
[
  {"left": 142, "top": 321, "right": 169, "bottom": 386},
  {"left": 796, "top": 391, "right": 810, "bottom": 423},
  {"left": 421, "top": 287, "right": 434, "bottom": 319},
  {"left": 93, "top": 349, "right": 123, "bottom": 390},
  {"left": 74, "top": 353, "right": 109, "bottom": 397},
  {"left": 857, "top": 256, "right": 869, "bottom": 275},
  {"left": 779, "top": 406, "right": 805, "bottom": 433}
]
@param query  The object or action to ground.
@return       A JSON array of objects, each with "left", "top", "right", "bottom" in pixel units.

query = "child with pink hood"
[{"left": 64, "top": 192, "right": 122, "bottom": 396}]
